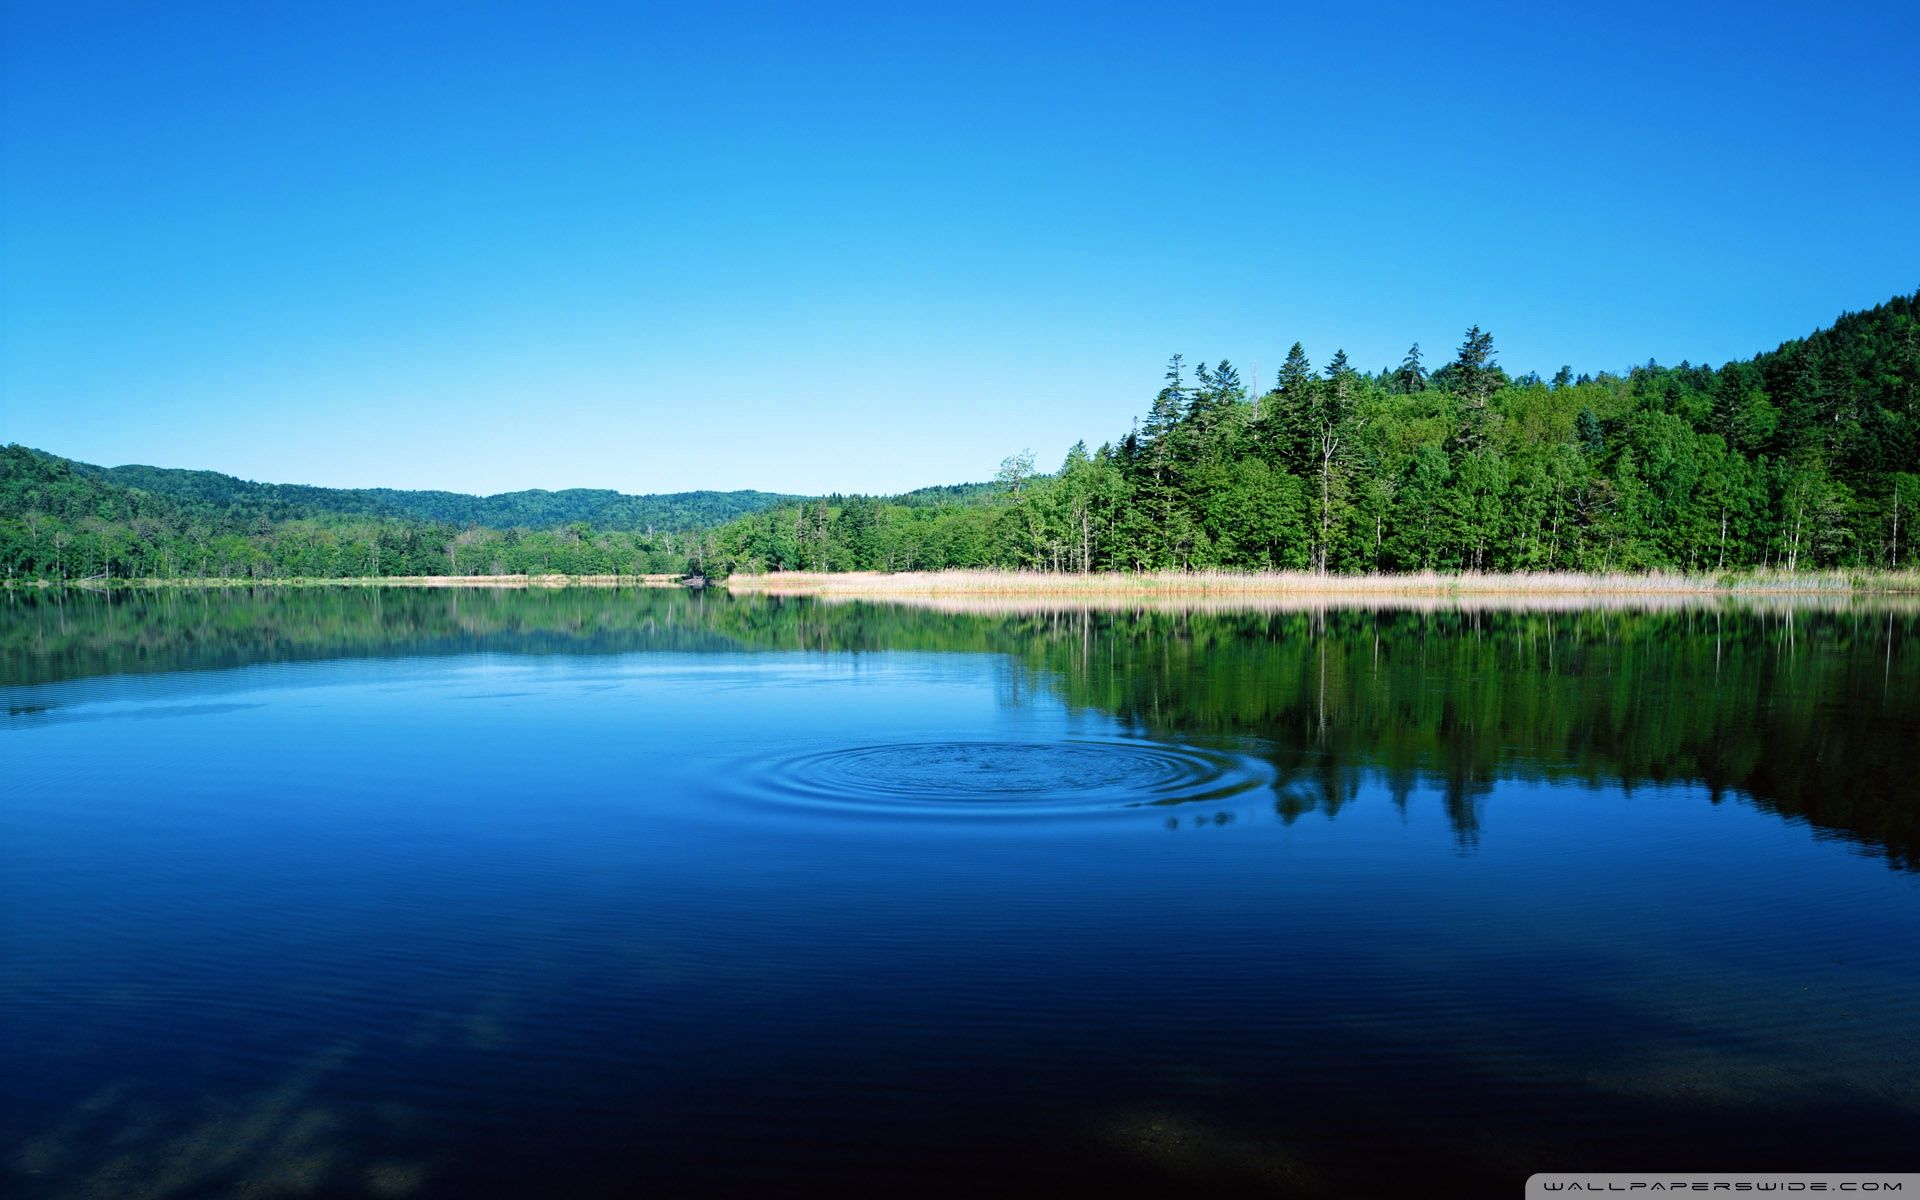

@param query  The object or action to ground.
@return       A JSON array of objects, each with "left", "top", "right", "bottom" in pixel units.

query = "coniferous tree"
[
  {"left": 1260, "top": 342, "right": 1317, "bottom": 475},
  {"left": 1450, "top": 325, "right": 1499, "bottom": 453},
  {"left": 1276, "top": 342, "right": 1315, "bottom": 395},
  {"left": 1134, "top": 356, "right": 1190, "bottom": 566},
  {"left": 1576, "top": 408, "right": 1607, "bottom": 461},
  {"left": 1395, "top": 343, "right": 1428, "bottom": 394},
  {"left": 1185, "top": 360, "right": 1245, "bottom": 466}
]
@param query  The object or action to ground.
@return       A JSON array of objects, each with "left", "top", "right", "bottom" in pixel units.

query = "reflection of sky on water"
[{"left": 3, "top": 591, "right": 1917, "bottom": 1195}]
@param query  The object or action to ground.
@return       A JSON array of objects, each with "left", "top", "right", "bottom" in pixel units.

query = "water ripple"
[{"left": 738, "top": 739, "right": 1269, "bottom": 817}]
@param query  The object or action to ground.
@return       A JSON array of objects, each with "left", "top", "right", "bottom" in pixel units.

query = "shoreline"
[
  {"left": 1, "top": 573, "right": 691, "bottom": 590},
  {"left": 721, "top": 568, "right": 1920, "bottom": 598},
  {"left": 7, "top": 568, "right": 1920, "bottom": 599}
]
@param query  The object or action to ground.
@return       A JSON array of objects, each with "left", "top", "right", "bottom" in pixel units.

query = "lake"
[{"left": 3, "top": 587, "right": 1917, "bottom": 1197}]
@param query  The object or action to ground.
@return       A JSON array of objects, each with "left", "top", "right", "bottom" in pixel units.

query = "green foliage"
[
  {"left": 695, "top": 291, "right": 1918, "bottom": 577},
  {"left": 1394, "top": 343, "right": 1427, "bottom": 394},
  {"left": 6, "top": 291, "right": 1918, "bottom": 581},
  {"left": 92, "top": 461, "right": 795, "bottom": 530},
  {"left": 0, "top": 445, "right": 706, "bottom": 580}
]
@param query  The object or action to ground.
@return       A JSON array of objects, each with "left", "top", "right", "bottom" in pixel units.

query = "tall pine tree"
[{"left": 1394, "top": 343, "right": 1427, "bottom": 394}]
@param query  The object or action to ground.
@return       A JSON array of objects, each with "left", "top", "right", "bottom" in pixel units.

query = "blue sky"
[{"left": 4, "top": 1, "right": 1917, "bottom": 496}]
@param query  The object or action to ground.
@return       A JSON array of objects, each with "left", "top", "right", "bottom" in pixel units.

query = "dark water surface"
[{"left": 4, "top": 587, "right": 1918, "bottom": 1197}]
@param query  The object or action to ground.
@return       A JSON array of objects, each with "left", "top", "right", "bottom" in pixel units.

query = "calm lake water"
[{"left": 4, "top": 587, "right": 1918, "bottom": 1197}]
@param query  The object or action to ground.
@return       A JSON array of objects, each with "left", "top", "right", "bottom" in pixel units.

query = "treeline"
[
  {"left": 93, "top": 461, "right": 796, "bottom": 530},
  {"left": 0, "top": 445, "right": 714, "bottom": 580},
  {"left": 712, "top": 292, "right": 1920, "bottom": 575},
  {"left": 6, "top": 291, "right": 1918, "bottom": 582},
  {"left": 0, "top": 442, "right": 1019, "bottom": 582}
]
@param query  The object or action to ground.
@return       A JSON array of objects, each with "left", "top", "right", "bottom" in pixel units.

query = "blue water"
[{"left": 3, "top": 591, "right": 1918, "bottom": 1197}]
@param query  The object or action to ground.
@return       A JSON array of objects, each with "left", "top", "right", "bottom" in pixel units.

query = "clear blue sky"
[{"left": 4, "top": 1, "right": 1917, "bottom": 497}]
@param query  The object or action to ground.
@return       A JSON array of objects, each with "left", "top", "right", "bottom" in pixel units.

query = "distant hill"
[
  {"left": 1, "top": 445, "right": 191, "bottom": 527},
  {"left": 85, "top": 460, "right": 799, "bottom": 532},
  {"left": 0, "top": 443, "right": 1001, "bottom": 580}
]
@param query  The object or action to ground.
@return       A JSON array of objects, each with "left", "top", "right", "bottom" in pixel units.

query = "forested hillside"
[
  {"left": 713, "top": 292, "right": 1920, "bottom": 575},
  {"left": 92, "top": 461, "right": 795, "bottom": 530},
  {"left": 4, "top": 292, "right": 1917, "bottom": 581},
  {"left": 0, "top": 446, "right": 716, "bottom": 579},
  {"left": 0, "top": 446, "right": 999, "bottom": 580}
]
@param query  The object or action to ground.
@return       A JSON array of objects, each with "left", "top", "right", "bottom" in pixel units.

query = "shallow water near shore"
[{"left": 3, "top": 587, "right": 1918, "bottom": 1197}]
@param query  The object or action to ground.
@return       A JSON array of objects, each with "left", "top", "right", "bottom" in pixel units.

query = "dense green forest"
[
  {"left": 7, "top": 586, "right": 1914, "bottom": 870},
  {"left": 0, "top": 445, "right": 1007, "bottom": 581},
  {"left": 96, "top": 461, "right": 799, "bottom": 531},
  {"left": 713, "top": 292, "right": 1920, "bottom": 574},
  {"left": 0, "top": 444, "right": 728, "bottom": 579},
  {"left": 4, "top": 291, "right": 1917, "bottom": 581}
]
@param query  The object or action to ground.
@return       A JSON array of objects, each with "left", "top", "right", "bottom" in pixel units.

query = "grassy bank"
[
  {"left": 723, "top": 568, "right": 1920, "bottom": 598},
  {"left": 10, "top": 569, "right": 1920, "bottom": 601}
]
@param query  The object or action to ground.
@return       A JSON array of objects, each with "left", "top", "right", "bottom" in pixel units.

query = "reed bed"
[
  {"left": 723, "top": 568, "right": 1920, "bottom": 599},
  {"left": 798, "top": 592, "right": 1920, "bottom": 616},
  {"left": 14, "top": 569, "right": 1918, "bottom": 601}
]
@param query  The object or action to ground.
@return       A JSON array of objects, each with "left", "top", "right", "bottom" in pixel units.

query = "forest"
[
  {"left": 713, "top": 292, "right": 1920, "bottom": 576},
  {"left": 96, "top": 462, "right": 798, "bottom": 530},
  {"left": 0, "top": 444, "right": 705, "bottom": 580},
  {"left": 3, "top": 291, "right": 1916, "bottom": 581}
]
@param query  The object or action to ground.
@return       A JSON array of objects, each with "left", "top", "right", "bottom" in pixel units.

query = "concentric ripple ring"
[{"left": 742, "top": 739, "right": 1268, "bottom": 816}]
